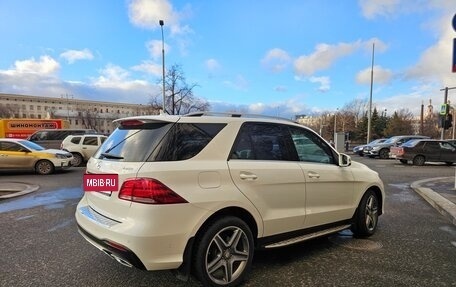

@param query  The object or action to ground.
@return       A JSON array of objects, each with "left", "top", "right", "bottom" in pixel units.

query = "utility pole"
[{"left": 367, "top": 42, "right": 375, "bottom": 144}]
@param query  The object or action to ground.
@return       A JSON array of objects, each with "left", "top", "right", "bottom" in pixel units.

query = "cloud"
[
  {"left": 127, "top": 0, "right": 192, "bottom": 36},
  {"left": 131, "top": 61, "right": 162, "bottom": 76},
  {"left": 309, "top": 76, "right": 331, "bottom": 92},
  {"left": 1, "top": 55, "right": 60, "bottom": 76},
  {"left": 205, "top": 59, "right": 221, "bottom": 72},
  {"left": 60, "top": 49, "right": 94, "bottom": 64},
  {"left": 294, "top": 39, "right": 388, "bottom": 77},
  {"left": 358, "top": 0, "right": 401, "bottom": 19},
  {"left": 223, "top": 75, "right": 249, "bottom": 91},
  {"left": 358, "top": 0, "right": 452, "bottom": 20},
  {"left": 261, "top": 48, "right": 292, "bottom": 72},
  {"left": 294, "top": 41, "right": 361, "bottom": 77},
  {"left": 356, "top": 65, "right": 393, "bottom": 85},
  {"left": 146, "top": 40, "right": 170, "bottom": 60},
  {"left": 209, "top": 97, "right": 311, "bottom": 120},
  {"left": 274, "top": 86, "right": 287, "bottom": 92},
  {"left": 404, "top": 9, "right": 456, "bottom": 86},
  {"left": 92, "top": 64, "right": 148, "bottom": 90}
]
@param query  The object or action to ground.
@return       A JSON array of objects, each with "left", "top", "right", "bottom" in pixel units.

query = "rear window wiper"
[{"left": 100, "top": 153, "right": 124, "bottom": 160}]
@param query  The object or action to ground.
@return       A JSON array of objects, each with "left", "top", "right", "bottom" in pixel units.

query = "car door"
[
  {"left": 227, "top": 122, "right": 306, "bottom": 237},
  {"left": 0, "top": 141, "right": 33, "bottom": 169},
  {"left": 287, "top": 126, "right": 355, "bottom": 228},
  {"left": 439, "top": 141, "right": 456, "bottom": 162},
  {"left": 81, "top": 136, "right": 102, "bottom": 160},
  {"left": 423, "top": 141, "right": 441, "bottom": 161}
]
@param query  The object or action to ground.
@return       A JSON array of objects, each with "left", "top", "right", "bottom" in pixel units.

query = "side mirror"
[{"left": 338, "top": 153, "right": 351, "bottom": 167}]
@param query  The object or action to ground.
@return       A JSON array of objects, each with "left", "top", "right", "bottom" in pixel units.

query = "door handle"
[
  {"left": 308, "top": 171, "right": 320, "bottom": 179},
  {"left": 239, "top": 172, "right": 258, "bottom": 180}
]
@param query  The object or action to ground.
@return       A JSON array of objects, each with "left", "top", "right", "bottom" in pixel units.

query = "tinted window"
[
  {"left": 94, "top": 122, "right": 172, "bottom": 162},
  {"left": 0, "top": 142, "right": 24, "bottom": 152},
  {"left": 230, "top": 123, "right": 295, "bottom": 161},
  {"left": 150, "top": 123, "right": 226, "bottom": 161},
  {"left": 288, "top": 126, "right": 334, "bottom": 164},
  {"left": 83, "top": 136, "right": 98, "bottom": 146},
  {"left": 94, "top": 123, "right": 224, "bottom": 162},
  {"left": 70, "top": 136, "right": 82, "bottom": 144}
]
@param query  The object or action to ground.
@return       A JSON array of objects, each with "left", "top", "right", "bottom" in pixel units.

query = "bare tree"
[
  {"left": 422, "top": 112, "right": 440, "bottom": 138},
  {"left": 341, "top": 98, "right": 368, "bottom": 128},
  {"left": 0, "top": 104, "right": 17, "bottom": 118},
  {"left": 384, "top": 109, "right": 415, "bottom": 136},
  {"left": 75, "top": 108, "right": 100, "bottom": 131},
  {"left": 151, "top": 64, "right": 210, "bottom": 115}
]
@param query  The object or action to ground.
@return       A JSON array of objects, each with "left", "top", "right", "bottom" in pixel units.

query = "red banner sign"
[{"left": 83, "top": 174, "right": 119, "bottom": 192}]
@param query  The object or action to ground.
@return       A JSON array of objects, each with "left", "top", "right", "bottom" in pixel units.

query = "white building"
[{"left": 0, "top": 93, "right": 158, "bottom": 134}]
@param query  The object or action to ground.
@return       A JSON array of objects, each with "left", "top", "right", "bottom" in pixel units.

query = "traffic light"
[
  {"left": 444, "top": 114, "right": 453, "bottom": 130},
  {"left": 439, "top": 114, "right": 453, "bottom": 129}
]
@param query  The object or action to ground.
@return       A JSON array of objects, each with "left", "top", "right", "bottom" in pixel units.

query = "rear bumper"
[
  {"left": 75, "top": 198, "right": 209, "bottom": 271},
  {"left": 77, "top": 223, "right": 146, "bottom": 270}
]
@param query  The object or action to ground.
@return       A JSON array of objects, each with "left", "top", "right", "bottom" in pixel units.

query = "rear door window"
[
  {"left": 94, "top": 122, "right": 225, "bottom": 162},
  {"left": 230, "top": 122, "right": 296, "bottom": 161},
  {"left": 150, "top": 123, "right": 226, "bottom": 161},
  {"left": 82, "top": 136, "right": 99, "bottom": 146}
]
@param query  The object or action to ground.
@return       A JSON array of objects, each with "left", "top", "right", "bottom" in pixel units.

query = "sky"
[{"left": 0, "top": 0, "right": 455, "bottom": 119}]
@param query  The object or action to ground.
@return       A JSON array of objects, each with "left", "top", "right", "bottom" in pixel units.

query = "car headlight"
[
  {"left": 55, "top": 153, "right": 67, "bottom": 159},
  {"left": 364, "top": 146, "right": 373, "bottom": 151}
]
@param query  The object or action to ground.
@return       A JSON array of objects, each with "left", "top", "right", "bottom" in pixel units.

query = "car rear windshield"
[
  {"left": 93, "top": 122, "right": 225, "bottom": 162},
  {"left": 402, "top": 139, "right": 421, "bottom": 147}
]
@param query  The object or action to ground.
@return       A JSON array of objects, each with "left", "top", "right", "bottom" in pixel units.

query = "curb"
[
  {"left": 0, "top": 183, "right": 39, "bottom": 199},
  {"left": 411, "top": 177, "right": 456, "bottom": 227}
]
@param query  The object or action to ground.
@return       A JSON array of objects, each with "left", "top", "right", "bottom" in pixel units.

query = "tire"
[
  {"left": 379, "top": 148, "right": 389, "bottom": 159},
  {"left": 35, "top": 160, "right": 55, "bottom": 175},
  {"left": 71, "top": 153, "right": 83, "bottom": 167},
  {"left": 399, "top": 159, "right": 408, "bottom": 164},
  {"left": 193, "top": 216, "right": 254, "bottom": 287},
  {"left": 412, "top": 155, "right": 425, "bottom": 166},
  {"left": 351, "top": 190, "right": 379, "bottom": 238}
]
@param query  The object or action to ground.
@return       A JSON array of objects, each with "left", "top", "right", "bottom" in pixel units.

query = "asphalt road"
[{"left": 1, "top": 158, "right": 456, "bottom": 286}]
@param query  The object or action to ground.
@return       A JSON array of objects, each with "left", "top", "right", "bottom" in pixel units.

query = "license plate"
[{"left": 83, "top": 174, "right": 119, "bottom": 192}]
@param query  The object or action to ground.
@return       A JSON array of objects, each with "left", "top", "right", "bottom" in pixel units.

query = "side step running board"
[{"left": 264, "top": 224, "right": 351, "bottom": 249}]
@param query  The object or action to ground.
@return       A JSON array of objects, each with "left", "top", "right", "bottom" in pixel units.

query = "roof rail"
[{"left": 184, "top": 111, "right": 295, "bottom": 122}]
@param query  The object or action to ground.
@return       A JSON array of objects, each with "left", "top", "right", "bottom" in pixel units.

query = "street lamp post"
[
  {"left": 367, "top": 42, "right": 375, "bottom": 144},
  {"left": 159, "top": 20, "right": 165, "bottom": 113}
]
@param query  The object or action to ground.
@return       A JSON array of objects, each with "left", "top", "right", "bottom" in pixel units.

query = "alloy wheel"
[{"left": 205, "top": 226, "right": 250, "bottom": 285}]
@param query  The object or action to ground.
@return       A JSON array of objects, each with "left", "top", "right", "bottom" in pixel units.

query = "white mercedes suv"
[{"left": 75, "top": 112, "right": 385, "bottom": 286}]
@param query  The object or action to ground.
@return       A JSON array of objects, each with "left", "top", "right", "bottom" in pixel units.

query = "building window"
[
  {"left": 37, "top": 106, "right": 41, "bottom": 111},
  {"left": 75, "top": 120, "right": 79, "bottom": 125},
  {"left": 22, "top": 114, "right": 27, "bottom": 118},
  {"left": 30, "top": 105, "right": 34, "bottom": 110},
  {"left": 38, "top": 114, "right": 42, "bottom": 119}
]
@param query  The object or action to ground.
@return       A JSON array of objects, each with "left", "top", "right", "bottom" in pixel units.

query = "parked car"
[
  {"left": 0, "top": 138, "right": 73, "bottom": 174},
  {"left": 363, "top": 135, "right": 429, "bottom": 159},
  {"left": 28, "top": 128, "right": 97, "bottom": 149},
  {"left": 391, "top": 139, "right": 456, "bottom": 166},
  {"left": 352, "top": 138, "right": 387, "bottom": 156},
  {"left": 61, "top": 134, "right": 107, "bottom": 166},
  {"left": 75, "top": 113, "right": 385, "bottom": 287}
]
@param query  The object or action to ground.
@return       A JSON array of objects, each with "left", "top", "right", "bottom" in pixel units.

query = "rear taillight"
[
  {"left": 398, "top": 148, "right": 404, "bottom": 156},
  {"left": 118, "top": 178, "right": 188, "bottom": 204}
]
